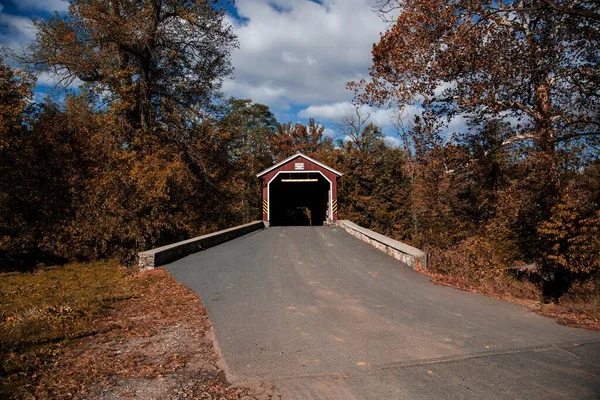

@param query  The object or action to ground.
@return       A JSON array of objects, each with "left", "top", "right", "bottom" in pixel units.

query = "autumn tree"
[
  {"left": 331, "top": 110, "right": 408, "bottom": 236},
  {"left": 351, "top": 0, "right": 599, "bottom": 290},
  {"left": 335, "top": 107, "right": 379, "bottom": 153},
  {"left": 354, "top": 0, "right": 599, "bottom": 151},
  {"left": 0, "top": 59, "right": 32, "bottom": 142},
  {"left": 25, "top": 0, "right": 237, "bottom": 133},
  {"left": 0, "top": 59, "right": 39, "bottom": 267},
  {"left": 0, "top": 61, "right": 118, "bottom": 267},
  {"left": 539, "top": 162, "right": 600, "bottom": 300},
  {"left": 272, "top": 118, "right": 334, "bottom": 161},
  {"left": 352, "top": 0, "right": 600, "bottom": 213},
  {"left": 218, "top": 98, "right": 278, "bottom": 221},
  {"left": 0, "top": 0, "right": 247, "bottom": 265},
  {"left": 336, "top": 142, "right": 410, "bottom": 238}
]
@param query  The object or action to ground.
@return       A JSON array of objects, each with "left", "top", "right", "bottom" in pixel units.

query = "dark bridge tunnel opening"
[{"left": 270, "top": 173, "right": 330, "bottom": 226}]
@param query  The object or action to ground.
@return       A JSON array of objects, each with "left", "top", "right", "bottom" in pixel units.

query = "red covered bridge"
[{"left": 256, "top": 152, "right": 342, "bottom": 226}]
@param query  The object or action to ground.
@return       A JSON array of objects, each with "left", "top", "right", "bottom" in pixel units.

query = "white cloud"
[
  {"left": 299, "top": 102, "right": 356, "bottom": 120},
  {"left": 222, "top": 79, "right": 287, "bottom": 106},
  {"left": 36, "top": 71, "right": 60, "bottom": 86},
  {"left": 0, "top": 13, "right": 37, "bottom": 49},
  {"left": 299, "top": 101, "right": 424, "bottom": 130},
  {"left": 35, "top": 71, "right": 83, "bottom": 89},
  {"left": 369, "top": 108, "right": 397, "bottom": 128},
  {"left": 384, "top": 136, "right": 401, "bottom": 147},
  {"left": 446, "top": 114, "right": 468, "bottom": 138},
  {"left": 299, "top": 100, "right": 469, "bottom": 142},
  {"left": 225, "top": 0, "right": 387, "bottom": 111},
  {"left": 335, "top": 133, "right": 401, "bottom": 147},
  {"left": 323, "top": 127, "right": 337, "bottom": 138}
]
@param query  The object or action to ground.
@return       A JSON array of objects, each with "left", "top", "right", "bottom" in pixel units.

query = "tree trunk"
[
  {"left": 534, "top": 81, "right": 559, "bottom": 198},
  {"left": 534, "top": 83, "right": 556, "bottom": 154}
]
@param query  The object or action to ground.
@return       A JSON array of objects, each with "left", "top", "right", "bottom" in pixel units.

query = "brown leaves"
[
  {"left": 539, "top": 163, "right": 600, "bottom": 275},
  {"left": 28, "top": 0, "right": 238, "bottom": 131},
  {"left": 273, "top": 119, "right": 334, "bottom": 161},
  {"left": 351, "top": 0, "right": 600, "bottom": 152},
  {"left": 0, "top": 59, "right": 34, "bottom": 144}
]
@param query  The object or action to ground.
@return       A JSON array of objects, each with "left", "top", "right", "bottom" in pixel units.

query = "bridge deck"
[{"left": 165, "top": 226, "right": 600, "bottom": 400}]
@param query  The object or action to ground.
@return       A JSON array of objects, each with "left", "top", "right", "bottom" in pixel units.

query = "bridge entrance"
[
  {"left": 269, "top": 172, "right": 330, "bottom": 226},
  {"left": 257, "top": 153, "right": 342, "bottom": 226}
]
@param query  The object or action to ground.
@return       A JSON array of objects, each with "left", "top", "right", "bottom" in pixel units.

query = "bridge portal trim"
[{"left": 257, "top": 153, "right": 341, "bottom": 225}]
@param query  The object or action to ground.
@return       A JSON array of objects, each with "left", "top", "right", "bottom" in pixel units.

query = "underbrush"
[
  {"left": 425, "top": 238, "right": 600, "bottom": 330},
  {"left": 544, "top": 279, "right": 600, "bottom": 329},
  {"left": 0, "top": 261, "right": 139, "bottom": 397}
]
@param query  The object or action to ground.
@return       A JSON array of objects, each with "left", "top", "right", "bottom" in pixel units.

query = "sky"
[{"left": 0, "top": 0, "right": 411, "bottom": 142}]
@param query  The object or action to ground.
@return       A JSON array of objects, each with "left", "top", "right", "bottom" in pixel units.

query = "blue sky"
[{"left": 0, "top": 0, "right": 416, "bottom": 142}]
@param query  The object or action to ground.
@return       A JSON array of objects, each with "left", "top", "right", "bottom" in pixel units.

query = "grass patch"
[{"left": 0, "top": 260, "right": 136, "bottom": 397}]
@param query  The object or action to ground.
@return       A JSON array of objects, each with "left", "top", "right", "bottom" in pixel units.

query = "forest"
[{"left": 1, "top": 0, "right": 598, "bottom": 309}]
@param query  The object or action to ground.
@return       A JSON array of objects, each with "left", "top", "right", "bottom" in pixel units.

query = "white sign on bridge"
[{"left": 294, "top": 163, "right": 305, "bottom": 170}]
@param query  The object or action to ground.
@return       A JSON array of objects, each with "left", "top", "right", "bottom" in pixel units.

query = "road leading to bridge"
[{"left": 165, "top": 226, "right": 600, "bottom": 400}]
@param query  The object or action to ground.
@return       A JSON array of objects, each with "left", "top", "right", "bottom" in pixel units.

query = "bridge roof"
[{"left": 256, "top": 152, "right": 343, "bottom": 178}]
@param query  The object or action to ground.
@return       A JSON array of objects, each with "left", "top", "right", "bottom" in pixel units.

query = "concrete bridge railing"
[
  {"left": 337, "top": 220, "right": 428, "bottom": 270},
  {"left": 138, "top": 221, "right": 265, "bottom": 270}
]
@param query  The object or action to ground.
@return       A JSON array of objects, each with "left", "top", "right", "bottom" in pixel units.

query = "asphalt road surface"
[{"left": 165, "top": 226, "right": 600, "bottom": 399}]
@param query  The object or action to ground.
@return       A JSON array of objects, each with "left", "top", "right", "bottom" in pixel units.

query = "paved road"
[{"left": 166, "top": 226, "right": 600, "bottom": 399}]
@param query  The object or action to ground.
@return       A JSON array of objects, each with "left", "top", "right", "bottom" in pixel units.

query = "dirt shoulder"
[{"left": 1, "top": 264, "right": 279, "bottom": 399}]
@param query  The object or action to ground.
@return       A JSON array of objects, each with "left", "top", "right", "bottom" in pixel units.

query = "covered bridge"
[{"left": 257, "top": 153, "right": 342, "bottom": 226}]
